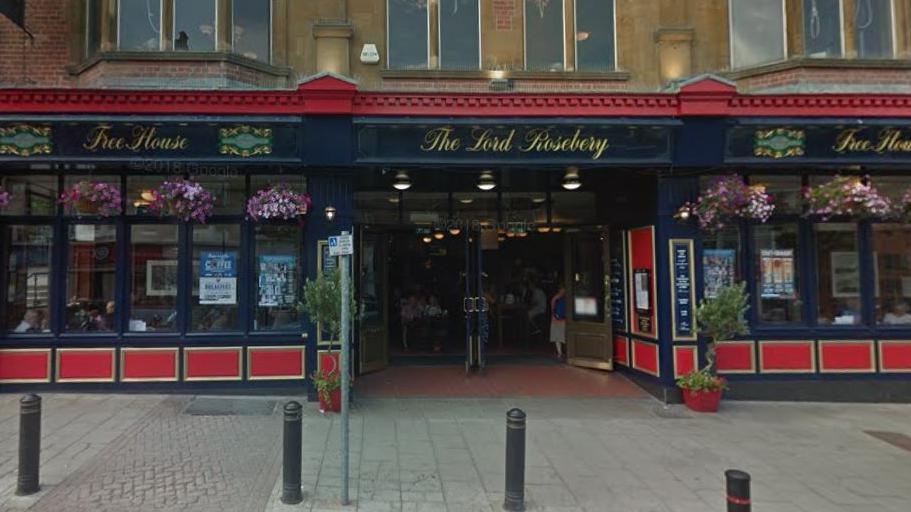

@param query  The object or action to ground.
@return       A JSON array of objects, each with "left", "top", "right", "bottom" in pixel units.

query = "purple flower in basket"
[
  {"left": 246, "top": 184, "right": 312, "bottom": 221},
  {"left": 0, "top": 188, "right": 10, "bottom": 209},
  {"left": 803, "top": 175, "right": 893, "bottom": 221},
  {"left": 678, "top": 175, "right": 775, "bottom": 231},
  {"left": 147, "top": 178, "right": 215, "bottom": 223},
  {"left": 59, "top": 180, "right": 123, "bottom": 217}
]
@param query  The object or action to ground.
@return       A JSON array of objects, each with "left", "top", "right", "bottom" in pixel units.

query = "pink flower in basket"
[
  {"left": 0, "top": 188, "right": 10, "bottom": 209},
  {"left": 246, "top": 184, "right": 312, "bottom": 221},
  {"left": 148, "top": 178, "right": 214, "bottom": 223},
  {"left": 678, "top": 175, "right": 775, "bottom": 231},
  {"left": 803, "top": 175, "right": 893, "bottom": 221},
  {"left": 59, "top": 180, "right": 122, "bottom": 217}
]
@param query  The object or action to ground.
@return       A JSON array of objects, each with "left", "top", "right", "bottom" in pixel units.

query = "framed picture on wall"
[
  {"left": 146, "top": 260, "right": 178, "bottom": 296},
  {"left": 634, "top": 268, "right": 651, "bottom": 313}
]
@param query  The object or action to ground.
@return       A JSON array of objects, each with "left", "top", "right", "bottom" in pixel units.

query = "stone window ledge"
[
  {"left": 70, "top": 52, "right": 293, "bottom": 78},
  {"left": 380, "top": 69, "right": 631, "bottom": 81},
  {"left": 726, "top": 57, "right": 911, "bottom": 80}
]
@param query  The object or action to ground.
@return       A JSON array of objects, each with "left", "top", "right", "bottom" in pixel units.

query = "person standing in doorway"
[{"left": 550, "top": 285, "right": 566, "bottom": 360}]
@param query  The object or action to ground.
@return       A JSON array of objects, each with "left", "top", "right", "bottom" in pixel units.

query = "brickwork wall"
[
  {"left": 0, "top": 0, "right": 74, "bottom": 87},
  {"left": 75, "top": 60, "right": 291, "bottom": 89},
  {"left": 739, "top": 67, "right": 911, "bottom": 93}
]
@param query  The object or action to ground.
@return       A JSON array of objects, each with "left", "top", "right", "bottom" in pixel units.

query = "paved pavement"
[{"left": 1, "top": 392, "right": 911, "bottom": 512}]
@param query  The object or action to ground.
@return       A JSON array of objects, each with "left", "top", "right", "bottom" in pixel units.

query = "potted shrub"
[
  {"left": 677, "top": 282, "right": 749, "bottom": 412},
  {"left": 59, "top": 180, "right": 122, "bottom": 217},
  {"left": 147, "top": 178, "right": 215, "bottom": 223},
  {"left": 299, "top": 268, "right": 356, "bottom": 413}
]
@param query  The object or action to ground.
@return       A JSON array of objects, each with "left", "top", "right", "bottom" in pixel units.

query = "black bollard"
[
  {"left": 281, "top": 401, "right": 303, "bottom": 505},
  {"left": 725, "top": 469, "right": 751, "bottom": 512},
  {"left": 16, "top": 394, "right": 41, "bottom": 496},
  {"left": 503, "top": 408, "right": 526, "bottom": 511}
]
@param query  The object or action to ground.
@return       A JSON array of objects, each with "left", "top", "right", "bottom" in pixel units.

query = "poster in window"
[
  {"left": 146, "top": 260, "right": 178, "bottom": 296},
  {"left": 831, "top": 251, "right": 860, "bottom": 298},
  {"left": 258, "top": 255, "right": 297, "bottom": 307},
  {"left": 634, "top": 269, "right": 651, "bottom": 312},
  {"left": 199, "top": 251, "right": 237, "bottom": 305},
  {"left": 759, "top": 249, "right": 795, "bottom": 298},
  {"left": 703, "top": 249, "right": 736, "bottom": 299}
]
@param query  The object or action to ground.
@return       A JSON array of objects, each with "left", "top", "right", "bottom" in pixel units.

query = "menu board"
[
  {"left": 610, "top": 252, "right": 626, "bottom": 331},
  {"left": 258, "top": 255, "right": 297, "bottom": 307},
  {"left": 670, "top": 239, "right": 696, "bottom": 341}
]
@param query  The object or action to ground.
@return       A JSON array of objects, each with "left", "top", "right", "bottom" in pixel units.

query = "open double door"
[{"left": 356, "top": 227, "right": 614, "bottom": 375}]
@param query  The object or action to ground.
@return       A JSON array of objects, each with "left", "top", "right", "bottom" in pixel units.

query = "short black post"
[
  {"left": 281, "top": 401, "right": 303, "bottom": 505},
  {"left": 503, "top": 408, "right": 526, "bottom": 511},
  {"left": 725, "top": 469, "right": 751, "bottom": 512},
  {"left": 16, "top": 394, "right": 41, "bottom": 496}
]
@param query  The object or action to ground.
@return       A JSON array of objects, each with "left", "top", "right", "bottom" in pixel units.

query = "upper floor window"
[
  {"left": 525, "top": 0, "right": 564, "bottom": 71},
  {"left": 803, "top": 0, "right": 843, "bottom": 57},
  {"left": 118, "top": 0, "right": 162, "bottom": 51},
  {"left": 575, "top": 0, "right": 615, "bottom": 72},
  {"left": 439, "top": 0, "right": 480, "bottom": 70},
  {"left": 233, "top": 0, "right": 271, "bottom": 62},
  {"left": 388, "top": 0, "right": 429, "bottom": 70},
  {"left": 729, "top": 0, "right": 785, "bottom": 69},
  {"left": 855, "top": 0, "right": 894, "bottom": 58},
  {"left": 174, "top": 0, "right": 216, "bottom": 51}
]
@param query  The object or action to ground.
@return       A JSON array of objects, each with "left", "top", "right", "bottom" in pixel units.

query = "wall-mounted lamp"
[
  {"left": 477, "top": 170, "right": 497, "bottom": 191},
  {"left": 324, "top": 205, "right": 337, "bottom": 221},
  {"left": 393, "top": 171, "right": 412, "bottom": 191},
  {"left": 562, "top": 167, "right": 582, "bottom": 190}
]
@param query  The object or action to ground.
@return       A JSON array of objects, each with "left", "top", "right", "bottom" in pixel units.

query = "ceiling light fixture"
[
  {"left": 421, "top": 235, "right": 433, "bottom": 243},
  {"left": 393, "top": 171, "right": 412, "bottom": 191},
  {"left": 433, "top": 230, "right": 445, "bottom": 240},
  {"left": 562, "top": 166, "right": 582, "bottom": 191},
  {"left": 449, "top": 226, "right": 462, "bottom": 236},
  {"left": 324, "top": 205, "right": 337, "bottom": 221},
  {"left": 477, "top": 170, "right": 497, "bottom": 191}
]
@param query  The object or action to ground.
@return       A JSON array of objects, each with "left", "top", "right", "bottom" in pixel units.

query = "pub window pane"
[
  {"left": 254, "top": 224, "right": 302, "bottom": 331},
  {"left": 174, "top": 0, "right": 216, "bottom": 51},
  {"left": 873, "top": 224, "right": 911, "bottom": 325},
  {"left": 729, "top": 0, "right": 785, "bottom": 68},
  {"left": 702, "top": 227, "right": 740, "bottom": 299},
  {"left": 127, "top": 175, "right": 180, "bottom": 215},
  {"left": 118, "top": 0, "right": 161, "bottom": 51},
  {"left": 6, "top": 225, "right": 52, "bottom": 334},
  {"left": 525, "top": 0, "right": 564, "bottom": 71},
  {"left": 749, "top": 175, "right": 802, "bottom": 215},
  {"left": 388, "top": 0, "right": 428, "bottom": 70},
  {"left": 250, "top": 174, "right": 307, "bottom": 194},
  {"left": 575, "top": 0, "right": 615, "bottom": 71},
  {"left": 855, "top": 0, "right": 893, "bottom": 58},
  {"left": 803, "top": 0, "right": 842, "bottom": 57},
  {"left": 439, "top": 0, "right": 480, "bottom": 70},
  {"left": 195, "top": 174, "right": 245, "bottom": 215},
  {"left": 872, "top": 176, "right": 911, "bottom": 204},
  {"left": 0, "top": 176, "right": 57, "bottom": 216},
  {"left": 130, "top": 225, "right": 179, "bottom": 332},
  {"left": 233, "top": 0, "right": 271, "bottom": 62},
  {"left": 815, "top": 223, "right": 860, "bottom": 325},
  {"left": 191, "top": 224, "right": 241, "bottom": 332},
  {"left": 754, "top": 223, "right": 802, "bottom": 324},
  {"left": 66, "top": 224, "right": 118, "bottom": 332}
]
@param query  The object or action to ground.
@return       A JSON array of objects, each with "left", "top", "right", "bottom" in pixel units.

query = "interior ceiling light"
[
  {"left": 393, "top": 171, "right": 412, "bottom": 191},
  {"left": 387, "top": 195, "right": 400, "bottom": 204},
  {"left": 421, "top": 235, "right": 433, "bottom": 243},
  {"left": 537, "top": 225, "right": 552, "bottom": 233},
  {"left": 459, "top": 197, "right": 474, "bottom": 204},
  {"left": 532, "top": 196, "right": 547, "bottom": 204},
  {"left": 449, "top": 226, "right": 462, "bottom": 236},
  {"left": 477, "top": 170, "right": 497, "bottom": 191},
  {"left": 562, "top": 166, "right": 582, "bottom": 191},
  {"left": 552, "top": 226, "right": 563, "bottom": 233},
  {"left": 433, "top": 230, "right": 445, "bottom": 240}
]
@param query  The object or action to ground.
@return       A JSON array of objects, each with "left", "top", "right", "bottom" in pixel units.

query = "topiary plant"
[{"left": 696, "top": 281, "right": 750, "bottom": 374}]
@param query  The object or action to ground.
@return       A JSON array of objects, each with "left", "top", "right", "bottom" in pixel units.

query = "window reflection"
[
  {"left": 575, "top": 0, "right": 616, "bottom": 71},
  {"left": 754, "top": 223, "right": 801, "bottom": 324},
  {"left": 803, "top": 0, "right": 842, "bottom": 57},
  {"left": 855, "top": 0, "right": 894, "bottom": 58},
  {"left": 388, "top": 0, "right": 429, "bottom": 69},
  {"left": 6, "top": 226, "right": 53, "bottom": 334},
  {"left": 233, "top": 0, "right": 270, "bottom": 62},
  {"left": 254, "top": 225, "right": 302, "bottom": 331},
  {"left": 0, "top": 176, "right": 57, "bottom": 216},
  {"left": 130, "top": 225, "right": 179, "bottom": 332},
  {"left": 815, "top": 223, "right": 860, "bottom": 325},
  {"left": 174, "top": 0, "right": 216, "bottom": 51},
  {"left": 439, "top": 0, "right": 480, "bottom": 70},
  {"left": 730, "top": 0, "right": 785, "bottom": 68},
  {"left": 703, "top": 228, "right": 740, "bottom": 299},
  {"left": 66, "top": 224, "right": 118, "bottom": 332},
  {"left": 119, "top": 0, "right": 161, "bottom": 51},
  {"left": 874, "top": 224, "right": 911, "bottom": 325},
  {"left": 525, "top": 0, "right": 564, "bottom": 71},
  {"left": 192, "top": 224, "right": 241, "bottom": 332}
]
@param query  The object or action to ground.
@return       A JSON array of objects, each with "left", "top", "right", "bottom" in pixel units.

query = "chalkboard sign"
[
  {"left": 609, "top": 234, "right": 627, "bottom": 331},
  {"left": 669, "top": 239, "right": 697, "bottom": 341}
]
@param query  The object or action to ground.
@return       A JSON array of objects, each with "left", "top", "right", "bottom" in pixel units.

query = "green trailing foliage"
[{"left": 676, "top": 282, "right": 749, "bottom": 391}]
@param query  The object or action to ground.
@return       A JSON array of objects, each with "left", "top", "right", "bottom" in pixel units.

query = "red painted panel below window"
[
  {"left": 880, "top": 342, "right": 911, "bottom": 372},
  {"left": 249, "top": 349, "right": 304, "bottom": 378},
  {"left": 122, "top": 350, "right": 177, "bottom": 380},
  {"left": 717, "top": 343, "right": 755, "bottom": 372},
  {"left": 0, "top": 350, "right": 50, "bottom": 382},
  {"left": 58, "top": 350, "right": 114, "bottom": 381},
  {"left": 632, "top": 340, "right": 659, "bottom": 376},
  {"left": 820, "top": 342, "right": 874, "bottom": 372},
  {"left": 613, "top": 336, "right": 628, "bottom": 366},
  {"left": 185, "top": 350, "right": 241, "bottom": 379},
  {"left": 674, "top": 346, "right": 696, "bottom": 377},
  {"left": 760, "top": 342, "right": 814, "bottom": 372}
]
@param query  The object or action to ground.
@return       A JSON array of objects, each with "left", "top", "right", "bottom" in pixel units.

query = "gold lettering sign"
[
  {"left": 833, "top": 127, "right": 911, "bottom": 155},
  {"left": 83, "top": 124, "right": 189, "bottom": 153},
  {"left": 419, "top": 126, "right": 610, "bottom": 160}
]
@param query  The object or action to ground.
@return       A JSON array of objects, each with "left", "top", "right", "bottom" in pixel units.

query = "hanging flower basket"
[
  {"left": 0, "top": 187, "right": 10, "bottom": 209},
  {"left": 147, "top": 178, "right": 214, "bottom": 223},
  {"left": 245, "top": 184, "right": 312, "bottom": 221},
  {"left": 59, "top": 180, "right": 122, "bottom": 217},
  {"left": 802, "top": 175, "right": 893, "bottom": 221},
  {"left": 677, "top": 175, "right": 774, "bottom": 231},
  {"left": 895, "top": 188, "right": 911, "bottom": 222}
]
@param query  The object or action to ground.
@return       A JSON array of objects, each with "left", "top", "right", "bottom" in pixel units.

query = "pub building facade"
[{"left": 2, "top": 0, "right": 911, "bottom": 401}]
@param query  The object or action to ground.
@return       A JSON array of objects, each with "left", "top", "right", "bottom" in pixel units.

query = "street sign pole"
[{"left": 339, "top": 231, "right": 351, "bottom": 506}]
